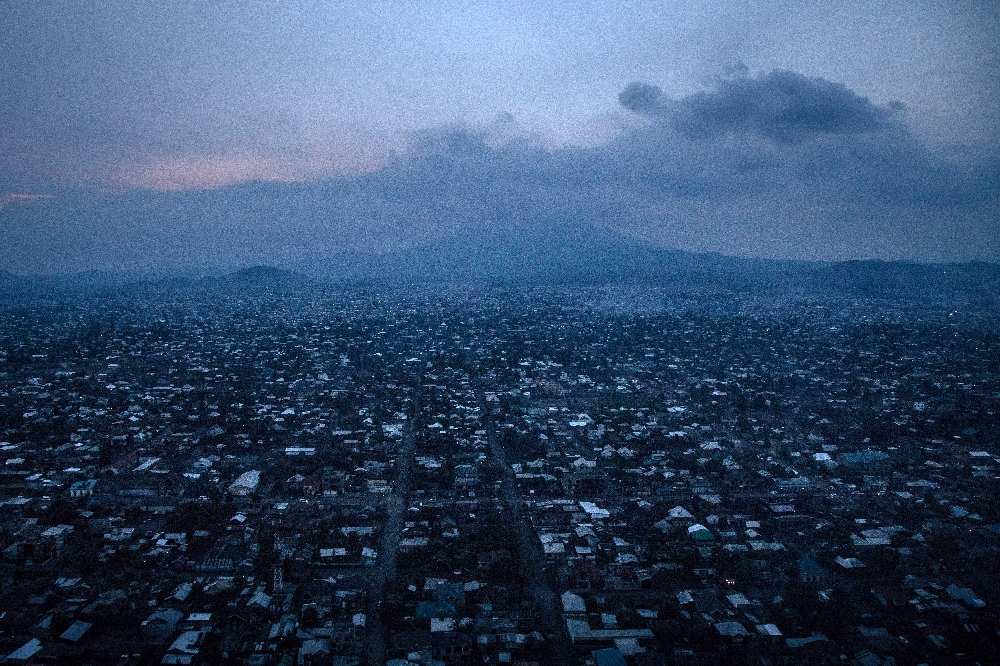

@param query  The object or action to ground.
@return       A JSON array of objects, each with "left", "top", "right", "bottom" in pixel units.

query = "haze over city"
[{"left": 2, "top": 5, "right": 1000, "bottom": 666}]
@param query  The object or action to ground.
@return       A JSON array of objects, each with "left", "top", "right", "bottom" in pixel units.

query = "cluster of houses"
[{"left": 0, "top": 282, "right": 997, "bottom": 664}]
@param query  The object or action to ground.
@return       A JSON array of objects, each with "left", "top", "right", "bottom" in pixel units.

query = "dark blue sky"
[{"left": 1, "top": 2, "right": 998, "bottom": 271}]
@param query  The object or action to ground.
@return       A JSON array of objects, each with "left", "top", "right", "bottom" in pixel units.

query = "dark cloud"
[
  {"left": 605, "top": 70, "right": 984, "bottom": 210},
  {"left": 2, "top": 71, "right": 997, "bottom": 272},
  {"left": 624, "top": 70, "right": 898, "bottom": 143},
  {"left": 346, "top": 72, "right": 997, "bottom": 258},
  {"left": 618, "top": 82, "right": 668, "bottom": 117}
]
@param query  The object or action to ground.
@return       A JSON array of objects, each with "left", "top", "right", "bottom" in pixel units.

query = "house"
[
  {"left": 7, "top": 638, "right": 43, "bottom": 661},
  {"left": 565, "top": 618, "right": 654, "bottom": 646},
  {"left": 142, "top": 608, "right": 185, "bottom": 643},
  {"left": 654, "top": 506, "right": 694, "bottom": 532},
  {"left": 301, "top": 474, "right": 321, "bottom": 495},
  {"left": 298, "top": 638, "right": 331, "bottom": 665},
  {"left": 163, "top": 630, "right": 204, "bottom": 663},
  {"left": 69, "top": 479, "right": 97, "bottom": 498},
  {"left": 59, "top": 620, "right": 92, "bottom": 643},
  {"left": 432, "top": 631, "right": 473, "bottom": 662},
  {"left": 797, "top": 557, "right": 828, "bottom": 584},
  {"left": 561, "top": 591, "right": 587, "bottom": 614},
  {"left": 687, "top": 524, "right": 714, "bottom": 541},
  {"left": 229, "top": 470, "right": 261, "bottom": 496}
]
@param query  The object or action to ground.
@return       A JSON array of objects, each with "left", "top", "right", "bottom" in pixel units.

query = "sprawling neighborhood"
[{"left": 1, "top": 280, "right": 998, "bottom": 665}]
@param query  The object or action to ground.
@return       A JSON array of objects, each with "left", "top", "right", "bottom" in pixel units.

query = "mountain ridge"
[{"left": 1, "top": 223, "right": 999, "bottom": 304}]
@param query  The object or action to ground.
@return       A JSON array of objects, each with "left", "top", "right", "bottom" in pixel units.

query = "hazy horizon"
[{"left": 2, "top": 2, "right": 998, "bottom": 272}]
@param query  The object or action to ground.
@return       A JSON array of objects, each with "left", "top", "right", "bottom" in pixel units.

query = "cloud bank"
[{"left": 1, "top": 70, "right": 997, "bottom": 273}]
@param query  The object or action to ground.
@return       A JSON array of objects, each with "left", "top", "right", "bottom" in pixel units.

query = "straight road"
[
  {"left": 480, "top": 392, "right": 574, "bottom": 666},
  {"left": 362, "top": 386, "right": 418, "bottom": 666}
]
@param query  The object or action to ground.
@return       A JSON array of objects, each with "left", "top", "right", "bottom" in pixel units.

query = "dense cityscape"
[
  {"left": 0, "top": 277, "right": 997, "bottom": 665},
  {"left": 4, "top": 2, "right": 999, "bottom": 665}
]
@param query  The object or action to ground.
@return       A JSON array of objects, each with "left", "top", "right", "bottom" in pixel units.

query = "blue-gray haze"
[{"left": 1, "top": 1, "right": 998, "bottom": 273}]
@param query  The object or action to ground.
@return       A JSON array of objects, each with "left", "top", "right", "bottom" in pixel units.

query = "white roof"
[
  {"left": 430, "top": 618, "right": 456, "bottom": 632},
  {"left": 8, "top": 638, "right": 42, "bottom": 660},
  {"left": 228, "top": 470, "right": 260, "bottom": 493},
  {"left": 169, "top": 630, "right": 202, "bottom": 654},
  {"left": 59, "top": 620, "right": 92, "bottom": 642},
  {"left": 756, "top": 623, "right": 782, "bottom": 636},
  {"left": 579, "top": 502, "right": 610, "bottom": 519},
  {"left": 715, "top": 621, "right": 750, "bottom": 637},
  {"left": 561, "top": 591, "right": 587, "bottom": 613},
  {"left": 615, "top": 637, "right": 644, "bottom": 655}
]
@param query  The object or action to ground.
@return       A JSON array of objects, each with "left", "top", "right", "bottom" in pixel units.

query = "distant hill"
[
  {"left": 298, "top": 221, "right": 815, "bottom": 290},
  {"left": 803, "top": 260, "right": 1000, "bottom": 300},
  {"left": 212, "top": 265, "right": 309, "bottom": 287},
  {"left": 0, "top": 268, "right": 148, "bottom": 302},
  {"left": 300, "top": 221, "right": 677, "bottom": 284},
  {"left": 0, "top": 269, "right": 25, "bottom": 288},
  {"left": 295, "top": 222, "right": 1000, "bottom": 302},
  {"left": 2, "top": 226, "right": 999, "bottom": 305}
]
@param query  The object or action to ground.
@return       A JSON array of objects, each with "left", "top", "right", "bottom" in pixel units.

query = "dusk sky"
[{"left": 1, "top": 1, "right": 999, "bottom": 272}]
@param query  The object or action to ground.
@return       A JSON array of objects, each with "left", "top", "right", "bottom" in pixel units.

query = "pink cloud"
[
  {"left": 105, "top": 141, "right": 389, "bottom": 191},
  {"left": 109, "top": 156, "right": 305, "bottom": 191},
  {"left": 0, "top": 194, "right": 54, "bottom": 209}
]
